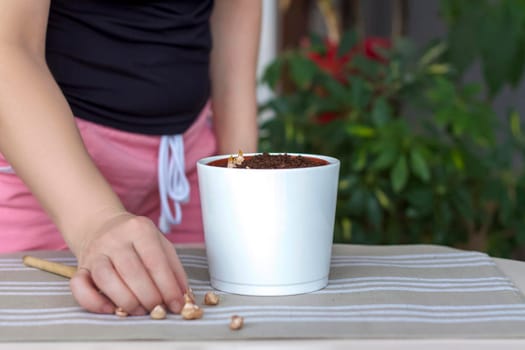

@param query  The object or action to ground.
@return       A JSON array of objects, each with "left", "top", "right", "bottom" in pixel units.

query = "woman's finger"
[
  {"left": 70, "top": 267, "right": 115, "bottom": 314},
  {"left": 88, "top": 254, "right": 144, "bottom": 315},
  {"left": 112, "top": 246, "right": 163, "bottom": 311},
  {"left": 133, "top": 234, "right": 186, "bottom": 314},
  {"left": 161, "top": 238, "right": 189, "bottom": 294}
]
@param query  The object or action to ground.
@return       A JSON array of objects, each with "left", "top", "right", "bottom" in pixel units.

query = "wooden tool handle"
[{"left": 22, "top": 255, "right": 77, "bottom": 279}]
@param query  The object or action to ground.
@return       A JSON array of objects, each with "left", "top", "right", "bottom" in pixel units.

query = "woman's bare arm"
[
  {"left": 0, "top": 0, "right": 187, "bottom": 315},
  {"left": 0, "top": 0, "right": 124, "bottom": 257},
  {"left": 210, "top": 0, "right": 262, "bottom": 154}
]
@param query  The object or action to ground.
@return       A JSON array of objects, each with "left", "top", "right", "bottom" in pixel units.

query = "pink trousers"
[{"left": 0, "top": 103, "right": 216, "bottom": 253}]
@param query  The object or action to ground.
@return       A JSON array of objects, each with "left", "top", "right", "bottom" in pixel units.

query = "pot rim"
[{"left": 197, "top": 152, "right": 340, "bottom": 171}]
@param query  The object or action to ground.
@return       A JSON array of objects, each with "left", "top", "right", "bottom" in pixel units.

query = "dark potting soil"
[{"left": 208, "top": 153, "right": 328, "bottom": 169}]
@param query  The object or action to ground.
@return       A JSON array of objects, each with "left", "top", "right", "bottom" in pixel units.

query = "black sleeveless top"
[{"left": 46, "top": 0, "right": 214, "bottom": 135}]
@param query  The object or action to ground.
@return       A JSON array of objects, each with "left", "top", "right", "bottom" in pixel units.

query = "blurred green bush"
[{"left": 258, "top": 0, "right": 525, "bottom": 259}]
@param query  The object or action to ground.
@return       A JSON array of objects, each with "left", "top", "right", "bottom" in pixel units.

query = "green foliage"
[
  {"left": 258, "top": 10, "right": 525, "bottom": 258},
  {"left": 441, "top": 0, "right": 525, "bottom": 95}
]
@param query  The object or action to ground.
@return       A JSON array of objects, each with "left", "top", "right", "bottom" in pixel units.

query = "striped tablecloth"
[{"left": 1, "top": 244, "right": 525, "bottom": 341}]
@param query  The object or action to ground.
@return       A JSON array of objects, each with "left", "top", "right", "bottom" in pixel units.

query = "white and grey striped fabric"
[{"left": 1, "top": 244, "right": 525, "bottom": 341}]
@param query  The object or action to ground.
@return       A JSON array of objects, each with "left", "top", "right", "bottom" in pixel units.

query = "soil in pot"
[{"left": 208, "top": 153, "right": 328, "bottom": 169}]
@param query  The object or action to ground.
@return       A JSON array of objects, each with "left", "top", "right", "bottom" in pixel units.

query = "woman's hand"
[{"left": 70, "top": 213, "right": 188, "bottom": 315}]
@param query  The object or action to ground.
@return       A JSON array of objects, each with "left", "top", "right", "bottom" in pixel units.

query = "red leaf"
[
  {"left": 315, "top": 112, "right": 341, "bottom": 124},
  {"left": 305, "top": 37, "right": 391, "bottom": 81}
]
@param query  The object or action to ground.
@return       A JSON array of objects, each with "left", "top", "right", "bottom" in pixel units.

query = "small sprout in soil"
[{"left": 227, "top": 150, "right": 245, "bottom": 168}]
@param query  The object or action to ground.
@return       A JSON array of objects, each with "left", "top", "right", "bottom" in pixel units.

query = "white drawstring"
[
  {"left": 157, "top": 134, "right": 190, "bottom": 233},
  {"left": 0, "top": 166, "right": 14, "bottom": 174}
]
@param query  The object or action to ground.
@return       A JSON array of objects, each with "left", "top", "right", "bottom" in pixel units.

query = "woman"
[{"left": 0, "top": 0, "right": 260, "bottom": 316}]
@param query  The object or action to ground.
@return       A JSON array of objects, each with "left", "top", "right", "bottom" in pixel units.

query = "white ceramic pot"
[{"left": 196, "top": 153, "right": 340, "bottom": 296}]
